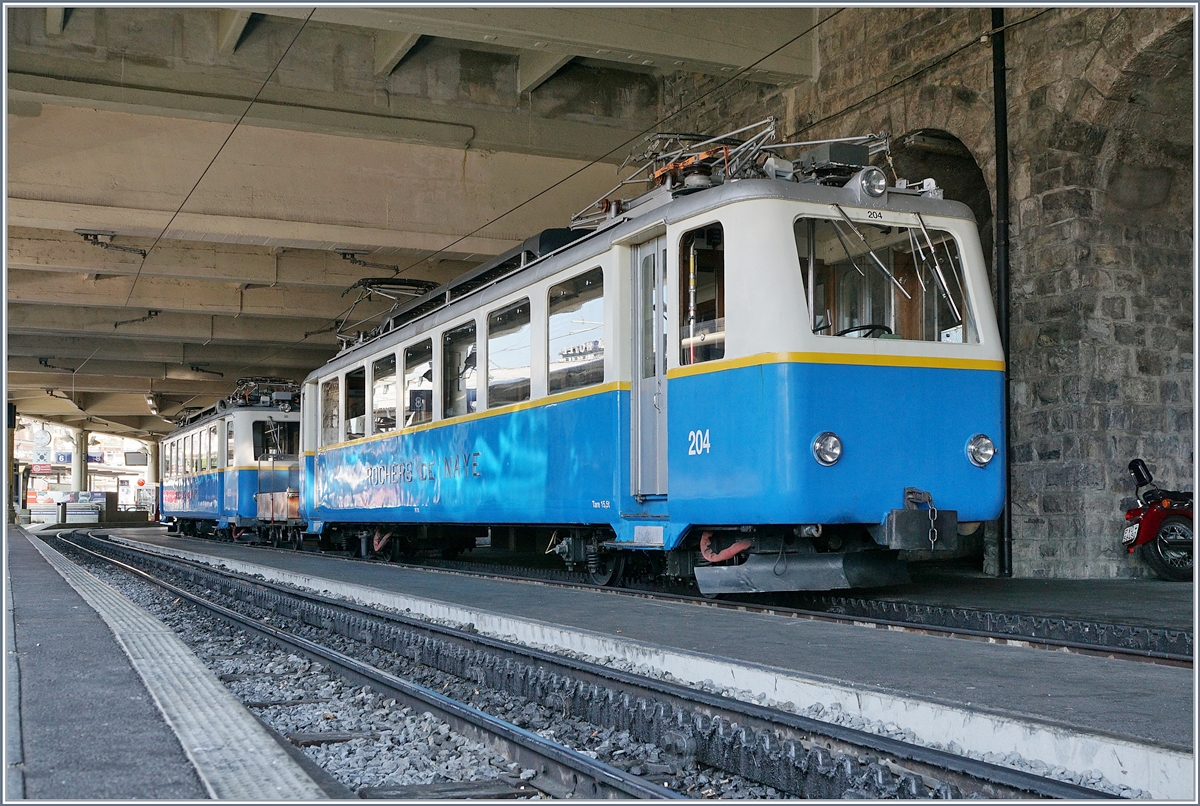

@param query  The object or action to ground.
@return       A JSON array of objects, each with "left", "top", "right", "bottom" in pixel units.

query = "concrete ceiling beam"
[
  {"left": 7, "top": 334, "right": 333, "bottom": 369},
  {"left": 519, "top": 50, "right": 574, "bottom": 95},
  {"left": 9, "top": 71, "right": 476, "bottom": 147},
  {"left": 8, "top": 357, "right": 311, "bottom": 385},
  {"left": 217, "top": 9, "right": 253, "bottom": 55},
  {"left": 6, "top": 229, "right": 467, "bottom": 291},
  {"left": 7, "top": 268, "right": 402, "bottom": 322},
  {"left": 248, "top": 6, "right": 818, "bottom": 82},
  {"left": 6, "top": 303, "right": 340, "bottom": 347},
  {"left": 6, "top": 199, "right": 515, "bottom": 262},
  {"left": 8, "top": 371, "right": 248, "bottom": 397},
  {"left": 45, "top": 8, "right": 66, "bottom": 36},
  {"left": 7, "top": 65, "right": 644, "bottom": 164},
  {"left": 375, "top": 30, "right": 422, "bottom": 76}
]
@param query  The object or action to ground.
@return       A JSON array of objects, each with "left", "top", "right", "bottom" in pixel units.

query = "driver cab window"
[
  {"left": 679, "top": 224, "right": 725, "bottom": 365},
  {"left": 252, "top": 420, "right": 299, "bottom": 459},
  {"left": 795, "top": 216, "right": 977, "bottom": 343}
]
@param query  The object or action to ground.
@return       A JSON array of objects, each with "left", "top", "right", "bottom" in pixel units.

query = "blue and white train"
[
  {"left": 161, "top": 379, "right": 302, "bottom": 546},
  {"left": 291, "top": 129, "right": 1005, "bottom": 593},
  {"left": 159, "top": 128, "right": 1004, "bottom": 593}
]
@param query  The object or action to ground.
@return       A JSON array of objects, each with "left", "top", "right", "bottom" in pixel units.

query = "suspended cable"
[{"left": 121, "top": 9, "right": 317, "bottom": 308}]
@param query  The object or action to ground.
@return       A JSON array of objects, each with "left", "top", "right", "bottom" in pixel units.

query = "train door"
[{"left": 632, "top": 236, "right": 668, "bottom": 496}]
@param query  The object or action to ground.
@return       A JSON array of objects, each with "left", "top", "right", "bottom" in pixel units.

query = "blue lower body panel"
[
  {"left": 163, "top": 467, "right": 298, "bottom": 525},
  {"left": 307, "top": 391, "right": 625, "bottom": 528},
  {"left": 666, "top": 362, "right": 1005, "bottom": 526},
  {"left": 302, "top": 362, "right": 1004, "bottom": 551}
]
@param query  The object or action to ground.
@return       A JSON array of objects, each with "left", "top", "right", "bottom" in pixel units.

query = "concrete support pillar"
[
  {"left": 147, "top": 440, "right": 159, "bottom": 484},
  {"left": 72, "top": 429, "right": 87, "bottom": 490}
]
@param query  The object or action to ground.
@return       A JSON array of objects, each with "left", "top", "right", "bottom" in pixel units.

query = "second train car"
[{"left": 161, "top": 378, "right": 302, "bottom": 546}]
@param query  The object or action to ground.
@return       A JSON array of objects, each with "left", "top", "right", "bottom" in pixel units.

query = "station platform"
[
  {"left": 97, "top": 527, "right": 1195, "bottom": 799},
  {"left": 871, "top": 562, "right": 1194, "bottom": 633},
  {"left": 4, "top": 525, "right": 329, "bottom": 800}
]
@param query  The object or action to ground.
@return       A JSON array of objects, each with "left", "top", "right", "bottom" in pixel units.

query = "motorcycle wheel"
[{"left": 1138, "top": 515, "right": 1193, "bottom": 581}]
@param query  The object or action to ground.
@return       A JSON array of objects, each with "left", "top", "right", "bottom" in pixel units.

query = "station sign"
[{"left": 30, "top": 464, "right": 53, "bottom": 474}]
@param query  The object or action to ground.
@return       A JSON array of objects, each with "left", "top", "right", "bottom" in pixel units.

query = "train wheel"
[
  {"left": 587, "top": 552, "right": 625, "bottom": 587},
  {"left": 1139, "top": 515, "right": 1193, "bottom": 581}
]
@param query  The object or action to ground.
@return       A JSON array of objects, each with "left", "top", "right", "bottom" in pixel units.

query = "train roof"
[
  {"left": 308, "top": 174, "right": 977, "bottom": 381},
  {"left": 167, "top": 378, "right": 300, "bottom": 435}
]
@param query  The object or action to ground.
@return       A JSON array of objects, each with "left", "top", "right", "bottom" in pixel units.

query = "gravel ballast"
[{"left": 54, "top": 539, "right": 780, "bottom": 798}]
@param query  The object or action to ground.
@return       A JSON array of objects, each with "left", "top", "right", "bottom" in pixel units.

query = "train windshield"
[
  {"left": 794, "top": 215, "right": 978, "bottom": 343},
  {"left": 253, "top": 419, "right": 299, "bottom": 460}
]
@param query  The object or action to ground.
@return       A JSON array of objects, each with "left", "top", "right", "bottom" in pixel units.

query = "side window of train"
[
  {"left": 226, "top": 420, "right": 235, "bottom": 467},
  {"left": 794, "top": 217, "right": 978, "bottom": 343},
  {"left": 208, "top": 425, "right": 217, "bottom": 470},
  {"left": 403, "top": 340, "right": 434, "bottom": 427},
  {"left": 184, "top": 434, "right": 192, "bottom": 474},
  {"left": 372, "top": 354, "right": 397, "bottom": 434},
  {"left": 443, "top": 321, "right": 478, "bottom": 418},
  {"left": 345, "top": 367, "right": 367, "bottom": 440},
  {"left": 199, "top": 428, "right": 208, "bottom": 471},
  {"left": 320, "top": 377, "right": 340, "bottom": 447},
  {"left": 487, "top": 298, "right": 531, "bottom": 407},
  {"left": 679, "top": 225, "right": 725, "bottom": 365},
  {"left": 548, "top": 267, "right": 604, "bottom": 393}
]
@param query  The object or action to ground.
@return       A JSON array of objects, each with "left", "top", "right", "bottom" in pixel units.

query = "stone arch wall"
[
  {"left": 1002, "top": 10, "right": 1193, "bottom": 577},
  {"left": 658, "top": 6, "right": 1193, "bottom": 578}
]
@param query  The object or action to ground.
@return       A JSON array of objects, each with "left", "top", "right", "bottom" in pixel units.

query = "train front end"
[{"left": 666, "top": 176, "right": 1005, "bottom": 594}]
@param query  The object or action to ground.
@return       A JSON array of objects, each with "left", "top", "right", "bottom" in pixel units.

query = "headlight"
[
  {"left": 860, "top": 166, "right": 887, "bottom": 197},
  {"left": 967, "top": 434, "right": 996, "bottom": 467},
  {"left": 813, "top": 431, "right": 843, "bottom": 466}
]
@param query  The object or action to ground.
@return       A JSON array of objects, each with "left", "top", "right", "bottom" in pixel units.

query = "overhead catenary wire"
[
  {"left": 119, "top": 9, "right": 317, "bottom": 313},
  {"left": 227, "top": 9, "right": 845, "bottom": 381},
  {"left": 386, "top": 10, "right": 845, "bottom": 282}
]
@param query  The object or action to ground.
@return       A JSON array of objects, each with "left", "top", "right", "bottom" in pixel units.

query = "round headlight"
[
  {"left": 860, "top": 166, "right": 887, "bottom": 197},
  {"left": 967, "top": 434, "right": 996, "bottom": 467},
  {"left": 813, "top": 431, "right": 843, "bottom": 466}
]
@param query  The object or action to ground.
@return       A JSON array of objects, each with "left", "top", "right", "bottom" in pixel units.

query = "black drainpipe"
[{"left": 992, "top": 8, "right": 1013, "bottom": 577}]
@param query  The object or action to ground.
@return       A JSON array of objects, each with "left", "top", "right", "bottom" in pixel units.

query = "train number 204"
[{"left": 687, "top": 429, "right": 711, "bottom": 455}]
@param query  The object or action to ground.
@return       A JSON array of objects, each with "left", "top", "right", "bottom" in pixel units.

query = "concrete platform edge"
[
  {"left": 22, "top": 530, "right": 328, "bottom": 800},
  {"left": 5, "top": 541, "right": 26, "bottom": 800},
  {"left": 108, "top": 535, "right": 1195, "bottom": 800}
]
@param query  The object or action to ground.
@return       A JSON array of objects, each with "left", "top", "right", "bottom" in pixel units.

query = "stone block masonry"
[{"left": 658, "top": 7, "right": 1193, "bottom": 578}]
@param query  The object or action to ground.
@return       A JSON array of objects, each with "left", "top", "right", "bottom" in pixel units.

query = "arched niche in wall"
[{"left": 888, "top": 129, "right": 995, "bottom": 284}]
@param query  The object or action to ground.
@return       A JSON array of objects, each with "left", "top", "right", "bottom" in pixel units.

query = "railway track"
[
  {"left": 54, "top": 532, "right": 676, "bottom": 800},
  {"left": 62, "top": 530, "right": 1120, "bottom": 799},
  {"left": 369, "top": 553, "right": 1193, "bottom": 666}
]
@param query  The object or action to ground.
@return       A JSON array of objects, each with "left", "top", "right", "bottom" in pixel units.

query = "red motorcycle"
[{"left": 1123, "top": 458, "right": 1193, "bottom": 581}]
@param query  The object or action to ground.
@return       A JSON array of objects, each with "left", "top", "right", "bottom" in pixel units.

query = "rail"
[
  {"left": 61, "top": 532, "right": 680, "bottom": 800},
  {"left": 67, "top": 531, "right": 1116, "bottom": 799}
]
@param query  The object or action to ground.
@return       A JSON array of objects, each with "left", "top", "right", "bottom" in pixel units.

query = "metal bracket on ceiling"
[
  {"left": 189, "top": 364, "right": 224, "bottom": 378},
  {"left": 75, "top": 229, "right": 148, "bottom": 258},
  {"left": 335, "top": 249, "right": 401, "bottom": 274},
  {"left": 38, "top": 357, "right": 76, "bottom": 372},
  {"left": 113, "top": 310, "right": 159, "bottom": 329}
]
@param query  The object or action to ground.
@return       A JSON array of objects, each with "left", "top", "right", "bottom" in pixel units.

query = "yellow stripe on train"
[{"left": 667, "top": 351, "right": 1006, "bottom": 379}]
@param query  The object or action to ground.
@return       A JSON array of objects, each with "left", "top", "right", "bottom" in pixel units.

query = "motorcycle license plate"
[{"left": 1122, "top": 523, "right": 1140, "bottom": 546}]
